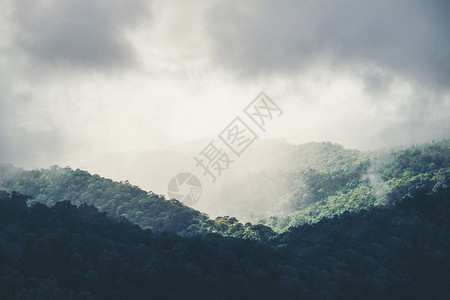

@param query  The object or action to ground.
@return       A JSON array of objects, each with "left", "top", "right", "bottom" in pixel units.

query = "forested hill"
[
  {"left": 1, "top": 139, "right": 450, "bottom": 238},
  {"left": 273, "top": 139, "right": 450, "bottom": 230},
  {"left": 0, "top": 139, "right": 449, "bottom": 298},
  {"left": 0, "top": 183, "right": 449, "bottom": 298},
  {"left": 0, "top": 165, "right": 274, "bottom": 240},
  {"left": 207, "top": 140, "right": 450, "bottom": 232}
]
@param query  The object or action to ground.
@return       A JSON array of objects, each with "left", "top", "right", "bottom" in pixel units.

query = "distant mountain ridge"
[
  {"left": 0, "top": 172, "right": 449, "bottom": 298},
  {"left": 203, "top": 139, "right": 450, "bottom": 232},
  {"left": 1, "top": 139, "right": 449, "bottom": 235},
  {"left": 0, "top": 164, "right": 274, "bottom": 240}
]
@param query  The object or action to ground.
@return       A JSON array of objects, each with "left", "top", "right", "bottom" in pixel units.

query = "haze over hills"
[
  {"left": 59, "top": 138, "right": 449, "bottom": 228},
  {"left": 2, "top": 138, "right": 449, "bottom": 232},
  {"left": 1, "top": 0, "right": 449, "bottom": 298},
  {"left": 0, "top": 138, "right": 449, "bottom": 298},
  {"left": 70, "top": 138, "right": 292, "bottom": 195}
]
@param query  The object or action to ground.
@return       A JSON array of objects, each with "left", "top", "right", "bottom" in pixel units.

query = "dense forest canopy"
[
  {"left": 0, "top": 179, "right": 449, "bottom": 298},
  {"left": 0, "top": 164, "right": 275, "bottom": 241},
  {"left": 0, "top": 139, "right": 449, "bottom": 298},
  {"left": 1, "top": 140, "right": 449, "bottom": 236}
]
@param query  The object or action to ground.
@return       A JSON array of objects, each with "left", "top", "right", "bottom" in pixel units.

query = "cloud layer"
[
  {"left": 0, "top": 0, "right": 449, "bottom": 168},
  {"left": 13, "top": 0, "right": 151, "bottom": 70},
  {"left": 206, "top": 0, "right": 450, "bottom": 91}
]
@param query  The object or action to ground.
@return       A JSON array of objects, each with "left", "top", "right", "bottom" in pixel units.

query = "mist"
[{"left": 1, "top": 0, "right": 449, "bottom": 219}]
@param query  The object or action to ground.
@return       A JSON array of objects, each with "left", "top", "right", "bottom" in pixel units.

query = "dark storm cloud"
[
  {"left": 13, "top": 0, "right": 151, "bottom": 70},
  {"left": 206, "top": 0, "right": 450, "bottom": 91}
]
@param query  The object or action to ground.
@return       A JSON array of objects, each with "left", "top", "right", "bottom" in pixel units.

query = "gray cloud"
[
  {"left": 13, "top": 0, "right": 151, "bottom": 70},
  {"left": 0, "top": 0, "right": 153, "bottom": 165},
  {"left": 362, "top": 70, "right": 394, "bottom": 96},
  {"left": 206, "top": 0, "right": 450, "bottom": 91},
  {"left": 205, "top": 0, "right": 450, "bottom": 150},
  {"left": 1, "top": 0, "right": 449, "bottom": 171}
]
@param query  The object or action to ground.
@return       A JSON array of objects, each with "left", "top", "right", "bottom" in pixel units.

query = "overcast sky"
[{"left": 1, "top": 0, "right": 449, "bottom": 167}]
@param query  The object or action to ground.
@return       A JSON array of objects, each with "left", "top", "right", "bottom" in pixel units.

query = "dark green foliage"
[
  {"left": 0, "top": 139, "right": 449, "bottom": 298},
  {"left": 0, "top": 191, "right": 280, "bottom": 299},
  {"left": 275, "top": 187, "right": 450, "bottom": 299},
  {"left": 1, "top": 184, "right": 449, "bottom": 299}
]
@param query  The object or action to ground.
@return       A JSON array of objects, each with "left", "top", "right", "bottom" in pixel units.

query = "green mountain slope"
[
  {"left": 202, "top": 142, "right": 367, "bottom": 220},
  {"left": 0, "top": 181, "right": 449, "bottom": 299},
  {"left": 208, "top": 140, "right": 450, "bottom": 232},
  {"left": 0, "top": 165, "right": 273, "bottom": 240},
  {"left": 1, "top": 139, "right": 449, "bottom": 237}
]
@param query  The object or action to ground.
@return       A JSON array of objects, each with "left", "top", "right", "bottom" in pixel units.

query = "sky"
[{"left": 1, "top": 0, "right": 450, "bottom": 168}]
